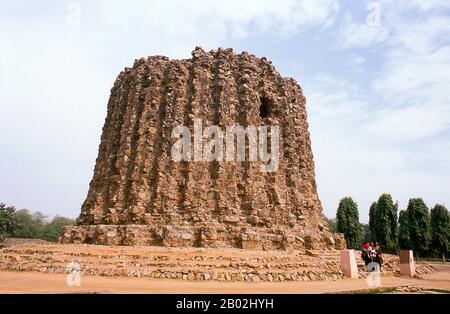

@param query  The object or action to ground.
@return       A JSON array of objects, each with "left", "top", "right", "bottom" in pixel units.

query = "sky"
[{"left": 1, "top": 0, "right": 449, "bottom": 223}]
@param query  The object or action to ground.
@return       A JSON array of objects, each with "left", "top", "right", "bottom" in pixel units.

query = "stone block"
[
  {"left": 399, "top": 250, "right": 415, "bottom": 277},
  {"left": 339, "top": 250, "right": 358, "bottom": 279}
]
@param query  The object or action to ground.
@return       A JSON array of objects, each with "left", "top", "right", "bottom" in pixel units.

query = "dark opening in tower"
[{"left": 259, "top": 96, "right": 272, "bottom": 118}]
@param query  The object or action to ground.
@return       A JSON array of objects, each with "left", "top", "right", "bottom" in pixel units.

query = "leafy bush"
[
  {"left": 1, "top": 203, "right": 76, "bottom": 242},
  {"left": 0, "top": 203, "right": 17, "bottom": 241},
  {"left": 13, "top": 209, "right": 46, "bottom": 239},
  {"left": 41, "top": 216, "right": 75, "bottom": 242}
]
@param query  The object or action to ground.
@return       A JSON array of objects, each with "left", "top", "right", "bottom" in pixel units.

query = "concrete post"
[
  {"left": 399, "top": 250, "right": 415, "bottom": 277},
  {"left": 340, "top": 249, "right": 358, "bottom": 278}
]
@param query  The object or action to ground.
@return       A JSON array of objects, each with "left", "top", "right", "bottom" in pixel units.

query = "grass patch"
[
  {"left": 346, "top": 287, "right": 398, "bottom": 294},
  {"left": 425, "top": 288, "right": 450, "bottom": 294},
  {"left": 331, "top": 286, "right": 450, "bottom": 294}
]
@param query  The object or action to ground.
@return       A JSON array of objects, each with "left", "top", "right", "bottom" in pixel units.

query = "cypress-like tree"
[
  {"left": 336, "top": 197, "right": 361, "bottom": 249},
  {"left": 391, "top": 202, "right": 399, "bottom": 248},
  {"left": 406, "top": 198, "right": 431, "bottom": 257},
  {"left": 369, "top": 194, "right": 398, "bottom": 252},
  {"left": 398, "top": 210, "right": 411, "bottom": 250},
  {"left": 430, "top": 204, "right": 450, "bottom": 263},
  {"left": 368, "top": 202, "right": 377, "bottom": 241}
]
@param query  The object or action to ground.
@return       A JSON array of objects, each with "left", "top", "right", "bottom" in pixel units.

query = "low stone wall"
[
  {"left": 0, "top": 244, "right": 437, "bottom": 283},
  {"left": 61, "top": 224, "right": 346, "bottom": 251}
]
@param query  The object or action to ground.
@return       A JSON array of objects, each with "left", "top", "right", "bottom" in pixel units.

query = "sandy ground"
[{"left": 1, "top": 265, "right": 449, "bottom": 294}]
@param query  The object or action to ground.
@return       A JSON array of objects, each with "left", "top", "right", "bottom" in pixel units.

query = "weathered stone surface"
[
  {"left": 339, "top": 250, "right": 358, "bottom": 279},
  {"left": 61, "top": 47, "right": 344, "bottom": 250},
  {"left": 399, "top": 250, "right": 416, "bottom": 277}
]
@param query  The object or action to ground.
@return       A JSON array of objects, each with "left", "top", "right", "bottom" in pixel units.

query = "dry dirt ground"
[
  {"left": 0, "top": 267, "right": 449, "bottom": 294},
  {"left": 0, "top": 241, "right": 448, "bottom": 294}
]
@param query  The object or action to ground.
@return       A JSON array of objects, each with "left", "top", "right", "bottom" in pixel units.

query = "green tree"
[
  {"left": 0, "top": 203, "right": 17, "bottom": 241},
  {"left": 391, "top": 202, "right": 399, "bottom": 248},
  {"left": 406, "top": 198, "right": 431, "bottom": 257},
  {"left": 41, "top": 216, "right": 75, "bottom": 242},
  {"left": 360, "top": 223, "right": 371, "bottom": 243},
  {"left": 369, "top": 194, "right": 398, "bottom": 252},
  {"left": 398, "top": 210, "right": 412, "bottom": 250},
  {"left": 336, "top": 197, "right": 361, "bottom": 249},
  {"left": 430, "top": 204, "right": 450, "bottom": 263},
  {"left": 13, "top": 209, "right": 46, "bottom": 238}
]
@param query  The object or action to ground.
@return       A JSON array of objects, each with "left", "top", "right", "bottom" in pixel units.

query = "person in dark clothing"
[
  {"left": 361, "top": 242, "right": 371, "bottom": 266},
  {"left": 374, "top": 242, "right": 383, "bottom": 271}
]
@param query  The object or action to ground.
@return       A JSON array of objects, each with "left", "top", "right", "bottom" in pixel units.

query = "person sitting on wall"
[
  {"left": 369, "top": 242, "right": 377, "bottom": 261},
  {"left": 374, "top": 242, "right": 383, "bottom": 271},
  {"left": 361, "top": 242, "right": 371, "bottom": 266}
]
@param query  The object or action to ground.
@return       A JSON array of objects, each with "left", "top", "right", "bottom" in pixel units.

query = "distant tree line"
[
  {"left": 329, "top": 195, "right": 450, "bottom": 261},
  {"left": 0, "top": 203, "right": 75, "bottom": 242}
]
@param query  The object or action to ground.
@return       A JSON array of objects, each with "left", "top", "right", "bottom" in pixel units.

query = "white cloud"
[
  {"left": 366, "top": 104, "right": 450, "bottom": 141},
  {"left": 92, "top": 0, "right": 340, "bottom": 50},
  {"left": 393, "top": 0, "right": 450, "bottom": 11},
  {"left": 306, "top": 71, "right": 450, "bottom": 220},
  {"left": 373, "top": 18, "right": 450, "bottom": 100},
  {"left": 348, "top": 54, "right": 366, "bottom": 67},
  {"left": 309, "top": 2, "right": 450, "bottom": 219},
  {"left": 0, "top": 0, "right": 342, "bottom": 217},
  {"left": 305, "top": 74, "right": 406, "bottom": 220},
  {"left": 370, "top": 14, "right": 450, "bottom": 140},
  {"left": 336, "top": 2, "right": 450, "bottom": 141},
  {"left": 338, "top": 12, "right": 389, "bottom": 49},
  {"left": 1, "top": 0, "right": 449, "bottom": 223}
]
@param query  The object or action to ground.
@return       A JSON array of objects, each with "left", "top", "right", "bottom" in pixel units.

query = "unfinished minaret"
[{"left": 61, "top": 47, "right": 345, "bottom": 250}]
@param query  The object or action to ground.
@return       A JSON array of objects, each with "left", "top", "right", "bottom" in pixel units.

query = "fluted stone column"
[{"left": 61, "top": 47, "right": 345, "bottom": 250}]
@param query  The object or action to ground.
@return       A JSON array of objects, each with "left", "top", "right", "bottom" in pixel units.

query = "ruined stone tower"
[{"left": 61, "top": 47, "right": 345, "bottom": 250}]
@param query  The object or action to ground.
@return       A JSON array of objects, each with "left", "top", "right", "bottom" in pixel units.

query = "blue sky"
[{"left": 1, "top": 0, "right": 449, "bottom": 222}]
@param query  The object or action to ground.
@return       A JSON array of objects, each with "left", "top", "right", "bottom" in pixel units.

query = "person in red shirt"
[{"left": 361, "top": 242, "right": 370, "bottom": 266}]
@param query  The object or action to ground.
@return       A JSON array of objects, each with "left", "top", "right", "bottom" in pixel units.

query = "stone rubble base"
[
  {"left": 0, "top": 243, "right": 437, "bottom": 283},
  {"left": 61, "top": 224, "right": 346, "bottom": 251}
]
